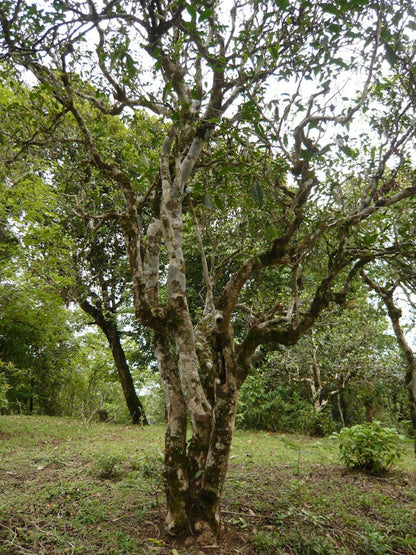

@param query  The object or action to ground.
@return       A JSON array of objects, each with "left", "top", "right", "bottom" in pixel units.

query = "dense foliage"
[{"left": 336, "top": 421, "right": 406, "bottom": 474}]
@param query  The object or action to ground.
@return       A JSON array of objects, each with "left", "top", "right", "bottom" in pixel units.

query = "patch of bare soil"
[{"left": 136, "top": 516, "right": 255, "bottom": 554}]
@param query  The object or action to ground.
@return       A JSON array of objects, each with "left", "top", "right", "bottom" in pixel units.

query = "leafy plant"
[
  {"left": 360, "top": 524, "right": 390, "bottom": 554},
  {"left": 92, "top": 453, "right": 123, "bottom": 479},
  {"left": 252, "top": 531, "right": 281, "bottom": 554},
  {"left": 335, "top": 421, "right": 405, "bottom": 474},
  {"left": 0, "top": 364, "right": 10, "bottom": 409},
  {"left": 237, "top": 376, "right": 337, "bottom": 436},
  {"left": 130, "top": 450, "right": 164, "bottom": 481}
]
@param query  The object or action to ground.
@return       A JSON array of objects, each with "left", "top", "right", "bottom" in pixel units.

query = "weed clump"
[
  {"left": 335, "top": 421, "right": 405, "bottom": 474},
  {"left": 92, "top": 453, "right": 123, "bottom": 479},
  {"left": 130, "top": 450, "right": 164, "bottom": 481}
]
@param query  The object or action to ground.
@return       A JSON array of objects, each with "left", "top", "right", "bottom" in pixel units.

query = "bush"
[
  {"left": 335, "top": 421, "right": 405, "bottom": 474},
  {"left": 92, "top": 454, "right": 124, "bottom": 479},
  {"left": 0, "top": 363, "right": 11, "bottom": 410},
  {"left": 236, "top": 376, "right": 287, "bottom": 431},
  {"left": 297, "top": 406, "right": 337, "bottom": 437},
  {"left": 237, "top": 374, "right": 337, "bottom": 436},
  {"left": 130, "top": 451, "right": 164, "bottom": 483}
]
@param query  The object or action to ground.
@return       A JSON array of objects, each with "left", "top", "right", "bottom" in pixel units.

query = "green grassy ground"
[{"left": 0, "top": 416, "right": 415, "bottom": 554}]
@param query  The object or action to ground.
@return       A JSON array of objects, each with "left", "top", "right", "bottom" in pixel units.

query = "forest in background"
[{"left": 0, "top": 259, "right": 413, "bottom": 439}]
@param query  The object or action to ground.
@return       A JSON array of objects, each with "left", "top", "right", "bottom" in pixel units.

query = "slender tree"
[
  {"left": 73, "top": 224, "right": 149, "bottom": 425},
  {"left": 276, "top": 300, "right": 399, "bottom": 418}
]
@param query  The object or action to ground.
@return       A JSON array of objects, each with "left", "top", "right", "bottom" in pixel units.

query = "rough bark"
[
  {"left": 154, "top": 321, "right": 239, "bottom": 542},
  {"left": 153, "top": 330, "right": 189, "bottom": 533}
]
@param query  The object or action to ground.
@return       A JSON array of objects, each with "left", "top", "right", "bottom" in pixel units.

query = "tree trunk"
[
  {"left": 337, "top": 391, "right": 346, "bottom": 428},
  {"left": 361, "top": 275, "right": 416, "bottom": 455},
  {"left": 29, "top": 378, "right": 34, "bottom": 414},
  {"left": 154, "top": 322, "right": 239, "bottom": 543},
  {"left": 106, "top": 324, "right": 148, "bottom": 425},
  {"left": 384, "top": 302, "right": 416, "bottom": 455},
  {"left": 153, "top": 331, "right": 189, "bottom": 534},
  {"left": 164, "top": 383, "right": 238, "bottom": 543},
  {"left": 380, "top": 296, "right": 416, "bottom": 454},
  {"left": 195, "top": 382, "right": 238, "bottom": 539},
  {"left": 407, "top": 377, "right": 416, "bottom": 455},
  {"left": 80, "top": 300, "right": 148, "bottom": 425}
]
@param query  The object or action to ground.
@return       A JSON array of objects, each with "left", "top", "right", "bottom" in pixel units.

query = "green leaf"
[
  {"left": 383, "top": 43, "right": 397, "bottom": 67},
  {"left": 275, "top": 0, "right": 289, "bottom": 8},
  {"left": 340, "top": 144, "right": 357, "bottom": 159},
  {"left": 199, "top": 9, "right": 212, "bottom": 22},
  {"left": 320, "top": 3, "right": 339, "bottom": 15},
  {"left": 186, "top": 4, "right": 196, "bottom": 19},
  {"left": 204, "top": 194, "right": 214, "bottom": 209},
  {"left": 125, "top": 53, "right": 136, "bottom": 78},
  {"left": 269, "top": 45, "right": 280, "bottom": 61},
  {"left": 214, "top": 195, "right": 224, "bottom": 210},
  {"left": 328, "top": 23, "right": 341, "bottom": 34},
  {"left": 251, "top": 182, "right": 263, "bottom": 207},
  {"left": 317, "top": 144, "right": 331, "bottom": 156}
]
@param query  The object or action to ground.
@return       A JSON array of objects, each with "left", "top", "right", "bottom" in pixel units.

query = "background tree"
[
  {"left": 1, "top": 0, "right": 416, "bottom": 543},
  {"left": 0, "top": 77, "right": 153, "bottom": 424},
  {"left": 362, "top": 272, "right": 416, "bottom": 454},
  {"left": 0, "top": 281, "right": 77, "bottom": 414},
  {"left": 237, "top": 296, "right": 404, "bottom": 435}
]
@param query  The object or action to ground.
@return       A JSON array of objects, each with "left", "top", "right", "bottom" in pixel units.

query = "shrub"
[
  {"left": 237, "top": 374, "right": 337, "bottom": 436},
  {"left": 297, "top": 406, "right": 337, "bottom": 437},
  {"left": 236, "top": 376, "right": 287, "bottom": 431},
  {"left": 130, "top": 450, "right": 164, "bottom": 481},
  {"left": 335, "top": 421, "right": 405, "bottom": 474},
  {"left": 0, "top": 369, "right": 10, "bottom": 410},
  {"left": 92, "top": 454, "right": 124, "bottom": 479}
]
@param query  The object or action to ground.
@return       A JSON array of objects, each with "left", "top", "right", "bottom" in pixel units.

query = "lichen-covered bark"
[
  {"left": 159, "top": 325, "right": 239, "bottom": 541},
  {"left": 199, "top": 379, "right": 239, "bottom": 533},
  {"left": 153, "top": 330, "right": 189, "bottom": 532},
  {"left": 149, "top": 124, "right": 247, "bottom": 541}
]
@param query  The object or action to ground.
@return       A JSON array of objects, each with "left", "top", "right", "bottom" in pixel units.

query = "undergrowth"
[{"left": 0, "top": 416, "right": 415, "bottom": 554}]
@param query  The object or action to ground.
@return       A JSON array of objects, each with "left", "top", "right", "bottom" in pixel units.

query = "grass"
[{"left": 0, "top": 416, "right": 415, "bottom": 554}]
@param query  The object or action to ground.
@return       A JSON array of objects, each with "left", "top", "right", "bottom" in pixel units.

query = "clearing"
[{"left": 0, "top": 416, "right": 415, "bottom": 554}]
